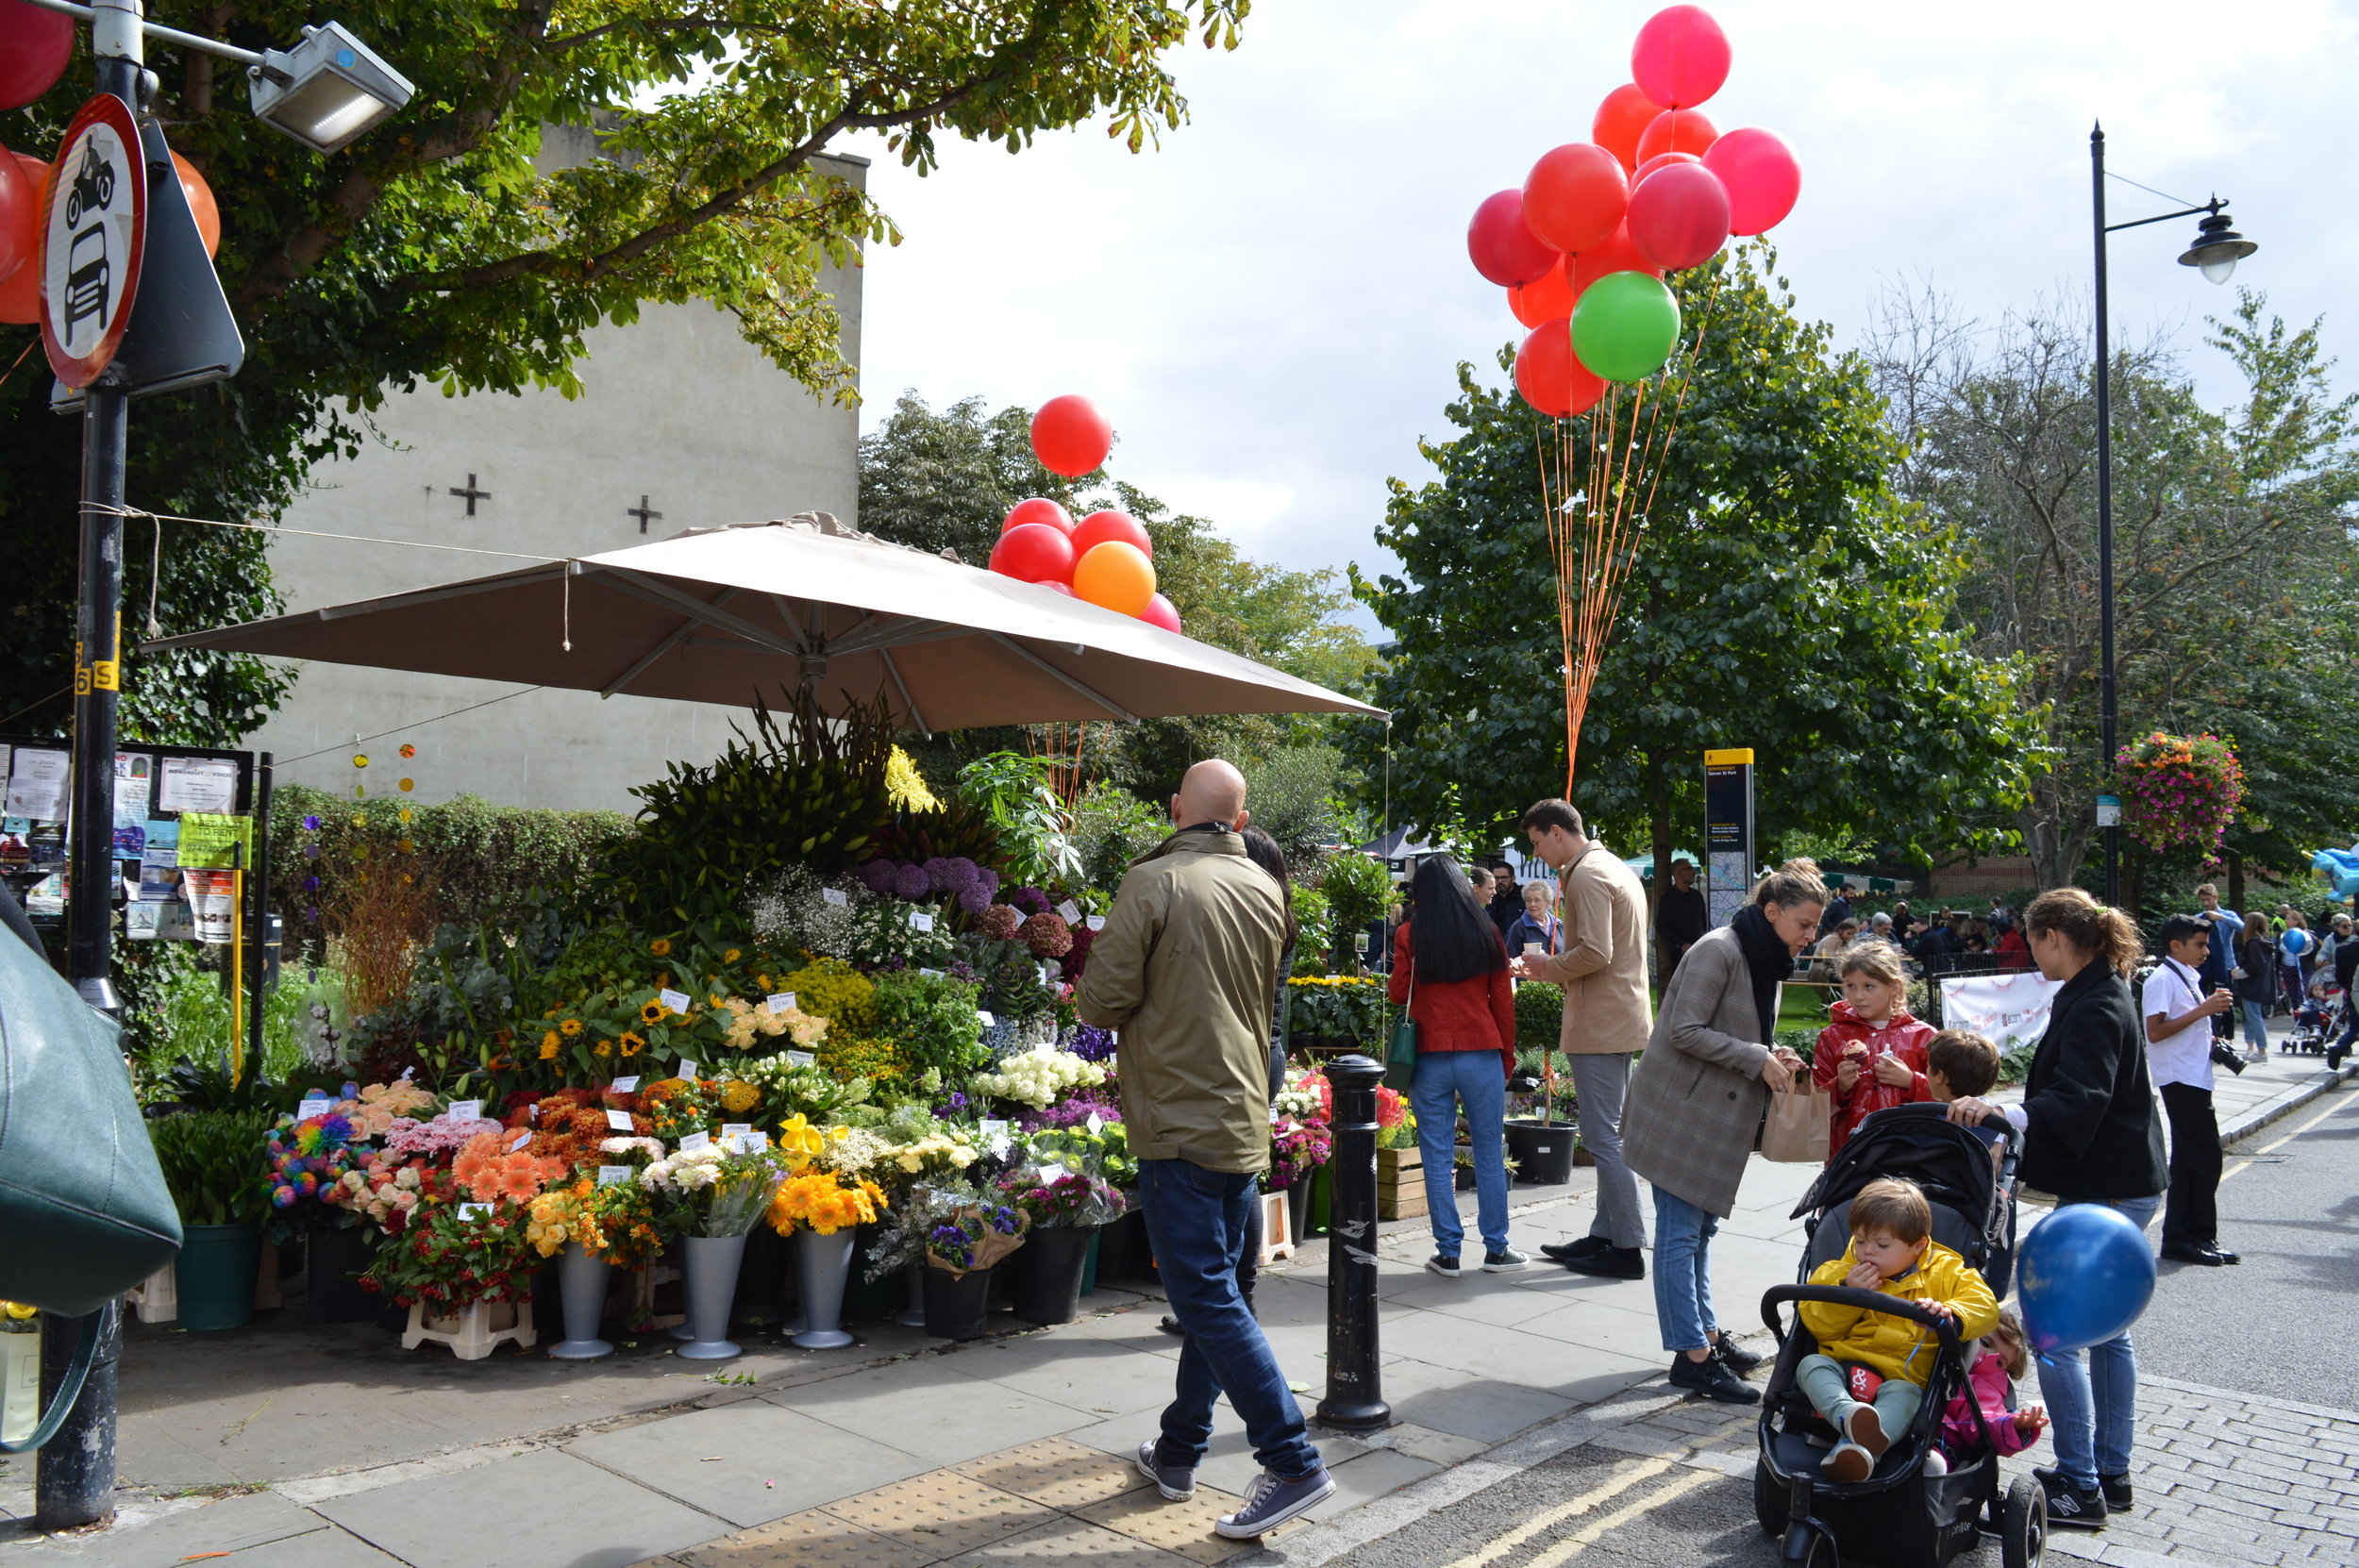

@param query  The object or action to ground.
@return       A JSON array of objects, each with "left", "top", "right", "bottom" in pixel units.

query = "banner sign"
[{"left": 1939, "top": 971, "right": 2064, "bottom": 1056}]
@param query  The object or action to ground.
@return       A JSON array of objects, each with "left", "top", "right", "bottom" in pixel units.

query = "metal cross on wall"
[
  {"left": 448, "top": 474, "right": 491, "bottom": 515},
  {"left": 627, "top": 494, "right": 663, "bottom": 533}
]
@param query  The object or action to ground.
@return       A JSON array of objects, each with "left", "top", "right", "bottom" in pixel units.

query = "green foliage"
[
  {"left": 972, "top": 940, "right": 1059, "bottom": 1023},
  {"left": 1068, "top": 780, "right": 1168, "bottom": 892},
  {"left": 1288, "top": 883, "right": 1333, "bottom": 974},
  {"left": 148, "top": 1110, "right": 275, "bottom": 1226},
  {"left": 1284, "top": 976, "right": 1386, "bottom": 1044},
  {"left": 1356, "top": 246, "right": 2039, "bottom": 876},
  {"left": 876, "top": 789, "right": 1008, "bottom": 876},
  {"left": 1247, "top": 745, "right": 1347, "bottom": 864},
  {"left": 1773, "top": 1025, "right": 1821, "bottom": 1067},
  {"left": 129, "top": 944, "right": 314, "bottom": 1101},
  {"left": 958, "top": 752, "right": 1083, "bottom": 889},
  {"left": 779, "top": 958, "right": 878, "bottom": 1035},
  {"left": 1513, "top": 981, "right": 1564, "bottom": 1055},
  {"left": 1316, "top": 852, "right": 1392, "bottom": 974},
  {"left": 860, "top": 394, "right": 1096, "bottom": 563},
  {"left": 869, "top": 970, "right": 988, "bottom": 1082}
]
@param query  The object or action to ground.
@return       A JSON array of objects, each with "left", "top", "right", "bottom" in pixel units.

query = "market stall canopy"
[{"left": 143, "top": 512, "right": 1385, "bottom": 730}]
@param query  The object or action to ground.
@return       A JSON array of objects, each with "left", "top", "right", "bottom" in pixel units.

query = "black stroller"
[{"left": 1752, "top": 1105, "right": 2043, "bottom": 1567}]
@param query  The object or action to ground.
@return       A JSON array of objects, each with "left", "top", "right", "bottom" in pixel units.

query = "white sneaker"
[{"left": 1824, "top": 1440, "right": 1874, "bottom": 1483}]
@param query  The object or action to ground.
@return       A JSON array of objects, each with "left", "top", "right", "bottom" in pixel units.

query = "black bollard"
[
  {"left": 35, "top": 1303, "right": 121, "bottom": 1528},
  {"left": 1315, "top": 1053, "right": 1391, "bottom": 1431}
]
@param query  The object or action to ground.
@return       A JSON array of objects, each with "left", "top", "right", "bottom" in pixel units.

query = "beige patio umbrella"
[{"left": 143, "top": 512, "right": 1385, "bottom": 729}]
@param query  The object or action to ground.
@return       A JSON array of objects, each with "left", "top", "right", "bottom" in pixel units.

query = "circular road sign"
[{"left": 41, "top": 92, "right": 146, "bottom": 390}]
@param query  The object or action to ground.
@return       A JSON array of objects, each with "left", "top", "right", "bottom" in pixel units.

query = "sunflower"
[
  {"left": 648, "top": 938, "right": 673, "bottom": 958},
  {"left": 639, "top": 1000, "right": 665, "bottom": 1025},
  {"left": 594, "top": 1041, "right": 613, "bottom": 1058},
  {"left": 540, "top": 1029, "right": 560, "bottom": 1057},
  {"left": 756, "top": 974, "right": 773, "bottom": 992},
  {"left": 620, "top": 1032, "right": 645, "bottom": 1058},
  {"left": 723, "top": 948, "right": 743, "bottom": 963},
  {"left": 560, "top": 1018, "right": 583, "bottom": 1037}
]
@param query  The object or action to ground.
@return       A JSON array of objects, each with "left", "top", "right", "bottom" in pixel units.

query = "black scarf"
[{"left": 1730, "top": 904, "right": 1791, "bottom": 1042}]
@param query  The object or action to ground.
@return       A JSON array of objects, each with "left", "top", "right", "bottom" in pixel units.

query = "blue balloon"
[{"left": 2016, "top": 1204, "right": 2156, "bottom": 1354}]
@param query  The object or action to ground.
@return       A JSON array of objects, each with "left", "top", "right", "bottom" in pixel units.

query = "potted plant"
[
  {"left": 527, "top": 1151, "right": 664, "bottom": 1359},
  {"left": 1264, "top": 1114, "right": 1333, "bottom": 1244},
  {"left": 1504, "top": 1047, "right": 1578, "bottom": 1185},
  {"left": 147, "top": 1109, "right": 275, "bottom": 1330},
  {"left": 1373, "top": 1090, "right": 1424, "bottom": 1219},
  {"left": 922, "top": 1199, "right": 1029, "bottom": 1341},
  {"left": 1002, "top": 1161, "right": 1125, "bottom": 1326},
  {"left": 639, "top": 1140, "right": 789, "bottom": 1360},
  {"left": 765, "top": 1116, "right": 889, "bottom": 1350}
]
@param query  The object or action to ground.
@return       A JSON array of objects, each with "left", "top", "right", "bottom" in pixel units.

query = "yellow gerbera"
[
  {"left": 724, "top": 948, "right": 743, "bottom": 963},
  {"left": 620, "top": 1032, "right": 645, "bottom": 1057},
  {"left": 649, "top": 938, "right": 673, "bottom": 957},
  {"left": 560, "top": 1018, "right": 583, "bottom": 1037}
]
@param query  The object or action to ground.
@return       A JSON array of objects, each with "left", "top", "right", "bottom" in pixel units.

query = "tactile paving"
[
  {"left": 676, "top": 1509, "right": 935, "bottom": 1568},
  {"left": 1075, "top": 1486, "right": 1285, "bottom": 1563},
  {"left": 946, "top": 1516, "right": 1201, "bottom": 1568},
  {"left": 952, "top": 1436, "right": 1155, "bottom": 1510},
  {"left": 817, "top": 1471, "right": 1060, "bottom": 1556}
]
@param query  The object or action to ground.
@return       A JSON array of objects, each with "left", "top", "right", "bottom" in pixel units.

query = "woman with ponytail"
[{"left": 1945, "top": 886, "right": 2165, "bottom": 1530}]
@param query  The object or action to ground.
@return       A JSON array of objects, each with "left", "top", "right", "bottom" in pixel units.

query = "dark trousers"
[{"left": 2159, "top": 1082, "right": 2221, "bottom": 1248}]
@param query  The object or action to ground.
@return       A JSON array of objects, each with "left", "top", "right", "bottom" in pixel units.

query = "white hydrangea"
[
  {"left": 1273, "top": 1065, "right": 1323, "bottom": 1121},
  {"left": 971, "top": 1043, "right": 1109, "bottom": 1110}
]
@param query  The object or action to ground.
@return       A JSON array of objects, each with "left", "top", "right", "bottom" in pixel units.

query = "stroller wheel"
[
  {"left": 2001, "top": 1475, "right": 2047, "bottom": 1568},
  {"left": 1752, "top": 1459, "right": 1787, "bottom": 1537}
]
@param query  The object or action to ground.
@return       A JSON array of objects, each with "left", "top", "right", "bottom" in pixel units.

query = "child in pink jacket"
[{"left": 1932, "top": 1309, "right": 2048, "bottom": 1471}]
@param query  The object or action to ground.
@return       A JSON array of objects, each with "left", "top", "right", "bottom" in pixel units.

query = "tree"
[
  {"left": 1869, "top": 288, "right": 2359, "bottom": 888},
  {"left": 1354, "top": 247, "right": 2039, "bottom": 887},
  {"left": 0, "top": 0, "right": 1249, "bottom": 741}
]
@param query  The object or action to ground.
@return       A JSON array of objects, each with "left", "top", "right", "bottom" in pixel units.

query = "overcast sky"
[{"left": 847, "top": 1, "right": 2355, "bottom": 615}]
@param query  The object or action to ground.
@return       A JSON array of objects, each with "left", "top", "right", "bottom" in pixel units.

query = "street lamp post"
[{"left": 2087, "top": 123, "right": 2255, "bottom": 906}]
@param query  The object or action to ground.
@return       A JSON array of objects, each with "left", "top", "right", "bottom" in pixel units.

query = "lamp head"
[
  {"left": 247, "top": 22, "right": 414, "bottom": 155},
  {"left": 2179, "top": 208, "right": 2257, "bottom": 286}
]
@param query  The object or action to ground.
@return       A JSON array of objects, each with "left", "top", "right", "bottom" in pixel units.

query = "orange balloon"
[
  {"left": 1521, "top": 143, "right": 1628, "bottom": 256},
  {"left": 1571, "top": 224, "right": 1665, "bottom": 297},
  {"left": 1509, "top": 255, "right": 1574, "bottom": 328},
  {"left": 1636, "top": 108, "right": 1719, "bottom": 166},
  {"left": 1593, "top": 83, "right": 1665, "bottom": 173},
  {"left": 0, "top": 153, "right": 47, "bottom": 323},
  {"left": 173, "top": 153, "right": 220, "bottom": 258},
  {"left": 1073, "top": 540, "right": 1157, "bottom": 618}
]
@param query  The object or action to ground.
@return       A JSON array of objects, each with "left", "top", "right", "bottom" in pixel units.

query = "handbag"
[
  {"left": 1382, "top": 959, "right": 1419, "bottom": 1092},
  {"left": 1761, "top": 1078, "right": 1833, "bottom": 1162},
  {"left": 0, "top": 915, "right": 181, "bottom": 1449}
]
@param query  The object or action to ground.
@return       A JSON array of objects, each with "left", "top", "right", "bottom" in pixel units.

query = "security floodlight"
[
  {"left": 2178, "top": 209, "right": 2258, "bottom": 286},
  {"left": 247, "top": 22, "right": 415, "bottom": 155}
]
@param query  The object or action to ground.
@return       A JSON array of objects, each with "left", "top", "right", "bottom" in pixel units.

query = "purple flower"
[
  {"left": 859, "top": 859, "right": 901, "bottom": 894},
  {"left": 1064, "top": 1024, "right": 1117, "bottom": 1062},
  {"left": 958, "top": 883, "right": 994, "bottom": 915},
  {"left": 934, "top": 1091, "right": 971, "bottom": 1117},
  {"left": 1012, "top": 887, "right": 1051, "bottom": 916},
  {"left": 301, "top": 814, "right": 322, "bottom": 831},
  {"left": 893, "top": 864, "right": 931, "bottom": 901},
  {"left": 971, "top": 867, "right": 1000, "bottom": 900},
  {"left": 922, "top": 857, "right": 959, "bottom": 894}
]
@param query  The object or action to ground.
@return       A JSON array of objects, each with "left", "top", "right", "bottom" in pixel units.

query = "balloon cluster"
[
  {"left": 1464, "top": 5, "right": 1800, "bottom": 415},
  {"left": 985, "top": 394, "right": 1182, "bottom": 633},
  {"left": 0, "top": 4, "right": 225, "bottom": 325}
]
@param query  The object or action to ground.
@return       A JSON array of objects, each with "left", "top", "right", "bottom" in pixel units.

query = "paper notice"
[
  {"left": 766, "top": 993, "right": 795, "bottom": 1014},
  {"left": 446, "top": 1100, "right": 482, "bottom": 1122},
  {"left": 113, "top": 754, "right": 153, "bottom": 826},
  {"left": 785, "top": 1050, "right": 814, "bottom": 1067},
  {"left": 679, "top": 1130, "right": 712, "bottom": 1154},
  {"left": 1057, "top": 900, "right": 1081, "bottom": 923},
  {"left": 822, "top": 888, "right": 849, "bottom": 907},
  {"left": 180, "top": 867, "right": 235, "bottom": 943},
  {"left": 675, "top": 1059, "right": 698, "bottom": 1082},
  {"left": 5, "top": 749, "right": 67, "bottom": 822},
  {"left": 159, "top": 756, "right": 238, "bottom": 814},
  {"left": 1087, "top": 915, "right": 1106, "bottom": 932},
  {"left": 909, "top": 910, "right": 935, "bottom": 932}
]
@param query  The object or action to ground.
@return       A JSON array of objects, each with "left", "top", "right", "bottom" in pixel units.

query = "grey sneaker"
[
  {"left": 1481, "top": 1247, "right": 1530, "bottom": 1273},
  {"left": 1214, "top": 1466, "right": 1337, "bottom": 1538},
  {"left": 1136, "top": 1438, "right": 1196, "bottom": 1501}
]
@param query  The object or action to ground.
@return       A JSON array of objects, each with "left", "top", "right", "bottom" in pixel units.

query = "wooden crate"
[{"left": 1376, "top": 1146, "right": 1427, "bottom": 1220}]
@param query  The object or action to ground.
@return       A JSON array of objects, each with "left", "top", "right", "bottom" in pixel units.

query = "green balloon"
[{"left": 1571, "top": 270, "right": 1681, "bottom": 383}]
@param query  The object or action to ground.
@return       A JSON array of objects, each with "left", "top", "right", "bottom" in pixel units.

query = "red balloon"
[
  {"left": 1592, "top": 83, "right": 1665, "bottom": 173},
  {"left": 1514, "top": 320, "right": 1609, "bottom": 418},
  {"left": 0, "top": 153, "right": 46, "bottom": 323},
  {"left": 1636, "top": 108, "right": 1718, "bottom": 166},
  {"left": 0, "top": 0, "right": 74, "bottom": 112},
  {"left": 1466, "top": 189, "right": 1557, "bottom": 287},
  {"left": 1031, "top": 395, "right": 1113, "bottom": 476},
  {"left": 1626, "top": 161, "right": 1730, "bottom": 271},
  {"left": 988, "top": 523, "right": 1076, "bottom": 584},
  {"left": 1571, "top": 224, "right": 1665, "bottom": 297},
  {"left": 1703, "top": 127, "right": 1802, "bottom": 236},
  {"left": 1044, "top": 580, "right": 1076, "bottom": 597},
  {"left": 1072, "top": 509, "right": 1152, "bottom": 559},
  {"left": 1522, "top": 143, "right": 1628, "bottom": 257},
  {"left": 1631, "top": 5, "right": 1732, "bottom": 109},
  {"left": 0, "top": 145, "right": 29, "bottom": 286},
  {"left": 1632, "top": 151, "right": 1701, "bottom": 186},
  {"left": 1002, "top": 497, "right": 1074, "bottom": 536},
  {"left": 1140, "top": 593, "right": 1182, "bottom": 633},
  {"left": 172, "top": 153, "right": 221, "bottom": 259},
  {"left": 1508, "top": 255, "right": 1574, "bottom": 328}
]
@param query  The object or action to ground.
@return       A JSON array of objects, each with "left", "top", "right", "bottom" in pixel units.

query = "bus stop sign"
[{"left": 41, "top": 92, "right": 146, "bottom": 390}]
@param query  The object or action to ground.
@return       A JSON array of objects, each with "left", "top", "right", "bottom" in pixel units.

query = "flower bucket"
[
  {"left": 922, "top": 1264, "right": 995, "bottom": 1341},
  {"left": 549, "top": 1243, "right": 614, "bottom": 1359},
  {"left": 735, "top": 1226, "right": 791, "bottom": 1324},
  {"left": 308, "top": 1226, "right": 380, "bottom": 1324},
  {"left": 898, "top": 1263, "right": 928, "bottom": 1326},
  {"left": 1094, "top": 1209, "right": 1149, "bottom": 1281},
  {"left": 677, "top": 1233, "right": 749, "bottom": 1359},
  {"left": 843, "top": 1222, "right": 900, "bottom": 1322},
  {"left": 791, "top": 1228, "right": 856, "bottom": 1350},
  {"left": 176, "top": 1223, "right": 261, "bottom": 1331},
  {"left": 1505, "top": 1117, "right": 1578, "bottom": 1185},
  {"left": 1080, "top": 1228, "right": 1100, "bottom": 1298},
  {"left": 1285, "top": 1179, "right": 1314, "bottom": 1244},
  {"left": 1011, "top": 1225, "right": 1095, "bottom": 1326}
]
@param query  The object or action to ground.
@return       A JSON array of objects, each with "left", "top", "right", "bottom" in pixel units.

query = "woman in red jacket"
[{"left": 1389, "top": 855, "right": 1525, "bottom": 1277}]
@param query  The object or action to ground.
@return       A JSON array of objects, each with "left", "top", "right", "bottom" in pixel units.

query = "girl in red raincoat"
[{"left": 1812, "top": 941, "right": 1934, "bottom": 1159}]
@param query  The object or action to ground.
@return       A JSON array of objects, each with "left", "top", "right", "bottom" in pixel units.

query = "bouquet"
[
  {"left": 715, "top": 995, "right": 828, "bottom": 1054},
  {"left": 638, "top": 1077, "right": 724, "bottom": 1143},
  {"left": 925, "top": 1202, "right": 1029, "bottom": 1276},
  {"left": 263, "top": 1109, "right": 369, "bottom": 1235},
  {"left": 743, "top": 1054, "right": 872, "bottom": 1124},
  {"left": 767, "top": 1170, "right": 888, "bottom": 1236},
  {"left": 363, "top": 1200, "right": 534, "bottom": 1311},
  {"left": 999, "top": 1162, "right": 1126, "bottom": 1229},
  {"left": 326, "top": 1153, "right": 454, "bottom": 1235},
  {"left": 1376, "top": 1090, "right": 1415, "bottom": 1151},
  {"left": 526, "top": 1176, "right": 664, "bottom": 1269},
  {"left": 1264, "top": 1115, "right": 1333, "bottom": 1192},
  {"left": 639, "top": 1143, "right": 790, "bottom": 1238},
  {"left": 383, "top": 1109, "right": 507, "bottom": 1160},
  {"left": 341, "top": 1079, "right": 436, "bottom": 1139},
  {"left": 1026, "top": 1124, "right": 1136, "bottom": 1188},
  {"left": 971, "top": 1042, "right": 1107, "bottom": 1110},
  {"left": 451, "top": 1131, "right": 568, "bottom": 1206},
  {"left": 1274, "top": 1064, "right": 1328, "bottom": 1123}
]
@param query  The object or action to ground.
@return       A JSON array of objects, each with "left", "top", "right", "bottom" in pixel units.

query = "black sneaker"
[
  {"left": 1710, "top": 1334, "right": 1764, "bottom": 1375},
  {"left": 1667, "top": 1352, "right": 1761, "bottom": 1404},
  {"left": 2100, "top": 1473, "right": 2133, "bottom": 1511},
  {"left": 1541, "top": 1237, "right": 1610, "bottom": 1263},
  {"left": 1561, "top": 1245, "right": 1646, "bottom": 1280},
  {"left": 1426, "top": 1254, "right": 1462, "bottom": 1278},
  {"left": 2036, "top": 1469, "right": 2107, "bottom": 1529}
]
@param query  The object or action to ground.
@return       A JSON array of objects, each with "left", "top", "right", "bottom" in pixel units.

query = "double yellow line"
[{"left": 1436, "top": 1455, "right": 1720, "bottom": 1568}]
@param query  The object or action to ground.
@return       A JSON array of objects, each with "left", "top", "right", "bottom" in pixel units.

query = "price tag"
[
  {"left": 679, "top": 1130, "right": 713, "bottom": 1154},
  {"left": 738, "top": 1130, "right": 770, "bottom": 1152},
  {"left": 675, "top": 1059, "right": 699, "bottom": 1082},
  {"left": 721, "top": 1123, "right": 753, "bottom": 1141},
  {"left": 297, "top": 1096, "right": 331, "bottom": 1121},
  {"left": 528, "top": 1102, "right": 540, "bottom": 1122},
  {"left": 822, "top": 887, "right": 849, "bottom": 907},
  {"left": 909, "top": 910, "right": 935, "bottom": 932},
  {"left": 611, "top": 1076, "right": 640, "bottom": 1093},
  {"left": 659, "top": 988, "right": 693, "bottom": 1016},
  {"left": 766, "top": 993, "right": 796, "bottom": 1014},
  {"left": 1057, "top": 899, "right": 1081, "bottom": 923},
  {"left": 979, "top": 1119, "right": 1009, "bottom": 1141},
  {"left": 596, "top": 1165, "right": 631, "bottom": 1187},
  {"left": 785, "top": 1049, "right": 815, "bottom": 1067},
  {"left": 978, "top": 1009, "right": 996, "bottom": 1028},
  {"left": 509, "top": 1130, "right": 532, "bottom": 1152},
  {"left": 1039, "top": 1159, "right": 1066, "bottom": 1178},
  {"left": 1087, "top": 915, "right": 1106, "bottom": 932},
  {"left": 606, "top": 1109, "right": 635, "bottom": 1131},
  {"left": 447, "top": 1099, "right": 482, "bottom": 1123},
  {"left": 458, "top": 1203, "right": 489, "bottom": 1221},
  {"left": 400, "top": 1066, "right": 415, "bottom": 1080},
  {"left": 1086, "top": 1112, "right": 1104, "bottom": 1136},
  {"left": 919, "top": 968, "right": 944, "bottom": 979}
]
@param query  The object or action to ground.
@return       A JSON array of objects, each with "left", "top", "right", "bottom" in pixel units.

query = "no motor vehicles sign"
[{"left": 42, "top": 92, "right": 146, "bottom": 390}]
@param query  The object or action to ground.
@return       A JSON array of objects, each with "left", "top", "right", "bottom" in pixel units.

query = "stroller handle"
[{"left": 1758, "top": 1283, "right": 1972, "bottom": 1361}]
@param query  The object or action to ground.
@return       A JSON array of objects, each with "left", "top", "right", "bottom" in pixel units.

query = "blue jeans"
[
  {"left": 2241, "top": 999, "right": 2269, "bottom": 1049},
  {"left": 1136, "top": 1159, "right": 1323, "bottom": 1479},
  {"left": 1650, "top": 1185, "right": 1720, "bottom": 1354},
  {"left": 1412, "top": 1050, "right": 1509, "bottom": 1259},
  {"left": 2033, "top": 1194, "right": 2160, "bottom": 1488}
]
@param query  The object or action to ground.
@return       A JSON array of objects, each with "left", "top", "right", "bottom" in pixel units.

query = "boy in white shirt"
[{"left": 2145, "top": 913, "right": 2239, "bottom": 1267}]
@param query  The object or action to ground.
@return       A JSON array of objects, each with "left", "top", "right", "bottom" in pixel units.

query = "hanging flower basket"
[{"left": 2116, "top": 732, "right": 2245, "bottom": 856}]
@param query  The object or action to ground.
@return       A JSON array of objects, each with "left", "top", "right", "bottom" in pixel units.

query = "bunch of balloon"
[{"left": 984, "top": 395, "right": 1183, "bottom": 634}]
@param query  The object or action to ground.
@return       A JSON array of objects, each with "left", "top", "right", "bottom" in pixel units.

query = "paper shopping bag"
[{"left": 1761, "top": 1080, "right": 1833, "bottom": 1163}]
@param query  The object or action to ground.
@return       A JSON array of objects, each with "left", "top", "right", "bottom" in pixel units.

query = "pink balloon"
[
  {"left": 1140, "top": 593, "right": 1182, "bottom": 633},
  {"left": 1702, "top": 127, "right": 1801, "bottom": 236},
  {"left": 1631, "top": 5, "right": 1731, "bottom": 109},
  {"left": 1466, "top": 190, "right": 1558, "bottom": 287},
  {"left": 1625, "top": 162, "right": 1730, "bottom": 271},
  {"left": 1044, "top": 580, "right": 1076, "bottom": 596},
  {"left": 1632, "top": 151, "right": 1701, "bottom": 186}
]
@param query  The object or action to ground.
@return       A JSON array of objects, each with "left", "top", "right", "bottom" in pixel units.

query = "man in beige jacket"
[
  {"left": 1078, "top": 759, "right": 1333, "bottom": 1539},
  {"left": 1512, "top": 799, "right": 1652, "bottom": 1278}
]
